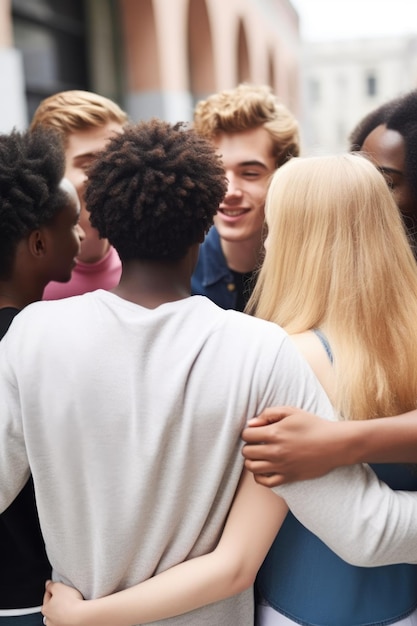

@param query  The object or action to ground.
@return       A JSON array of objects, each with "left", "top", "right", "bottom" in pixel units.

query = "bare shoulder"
[{"left": 289, "top": 331, "right": 335, "bottom": 401}]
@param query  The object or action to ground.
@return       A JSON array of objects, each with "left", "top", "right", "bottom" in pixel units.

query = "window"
[
  {"left": 366, "top": 73, "right": 377, "bottom": 97},
  {"left": 12, "top": 0, "right": 88, "bottom": 120}
]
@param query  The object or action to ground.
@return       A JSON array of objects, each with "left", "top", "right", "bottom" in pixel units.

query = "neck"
[
  {"left": 112, "top": 257, "right": 194, "bottom": 309},
  {"left": 0, "top": 280, "right": 43, "bottom": 310},
  {"left": 220, "top": 236, "right": 264, "bottom": 273}
]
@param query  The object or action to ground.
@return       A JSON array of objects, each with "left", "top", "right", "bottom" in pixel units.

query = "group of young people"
[{"left": 0, "top": 84, "right": 417, "bottom": 626}]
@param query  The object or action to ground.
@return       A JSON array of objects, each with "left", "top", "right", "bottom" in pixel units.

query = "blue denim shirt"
[{"left": 191, "top": 226, "right": 238, "bottom": 310}]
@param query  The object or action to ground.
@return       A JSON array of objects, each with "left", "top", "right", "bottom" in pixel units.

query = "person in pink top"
[
  {"left": 30, "top": 90, "right": 128, "bottom": 299},
  {"left": 41, "top": 242, "right": 122, "bottom": 298}
]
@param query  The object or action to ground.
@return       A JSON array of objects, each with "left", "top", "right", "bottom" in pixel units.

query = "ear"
[{"left": 27, "top": 230, "right": 47, "bottom": 258}]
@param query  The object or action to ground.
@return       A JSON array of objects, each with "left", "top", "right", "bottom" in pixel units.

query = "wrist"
[
  {"left": 337, "top": 420, "right": 370, "bottom": 466},
  {"left": 328, "top": 420, "right": 364, "bottom": 468},
  {"left": 74, "top": 599, "right": 102, "bottom": 626}
]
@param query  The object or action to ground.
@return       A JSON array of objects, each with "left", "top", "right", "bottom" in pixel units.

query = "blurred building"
[
  {"left": 300, "top": 35, "right": 417, "bottom": 156},
  {"left": 0, "top": 0, "right": 301, "bottom": 131}
]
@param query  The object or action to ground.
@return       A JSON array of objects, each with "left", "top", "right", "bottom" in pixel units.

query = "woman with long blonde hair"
[{"left": 247, "top": 152, "right": 417, "bottom": 626}]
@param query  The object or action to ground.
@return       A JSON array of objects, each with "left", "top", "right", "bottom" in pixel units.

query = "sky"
[{"left": 289, "top": 0, "right": 417, "bottom": 41}]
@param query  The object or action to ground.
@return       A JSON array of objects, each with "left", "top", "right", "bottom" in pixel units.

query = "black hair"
[
  {"left": 0, "top": 127, "right": 67, "bottom": 279},
  {"left": 349, "top": 98, "right": 401, "bottom": 151},
  {"left": 85, "top": 119, "right": 227, "bottom": 262},
  {"left": 387, "top": 90, "right": 417, "bottom": 201}
]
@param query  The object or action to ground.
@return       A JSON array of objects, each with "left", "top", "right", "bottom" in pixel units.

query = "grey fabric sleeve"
[{"left": 275, "top": 463, "right": 417, "bottom": 566}]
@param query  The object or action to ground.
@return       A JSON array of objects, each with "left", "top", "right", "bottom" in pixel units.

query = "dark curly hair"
[
  {"left": 349, "top": 98, "right": 401, "bottom": 151},
  {"left": 349, "top": 90, "right": 417, "bottom": 200},
  {"left": 85, "top": 119, "right": 227, "bottom": 262},
  {"left": 387, "top": 90, "right": 417, "bottom": 202},
  {"left": 0, "top": 127, "right": 67, "bottom": 280}
]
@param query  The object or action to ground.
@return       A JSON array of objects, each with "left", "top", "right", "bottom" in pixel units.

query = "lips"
[{"left": 218, "top": 208, "right": 249, "bottom": 218}]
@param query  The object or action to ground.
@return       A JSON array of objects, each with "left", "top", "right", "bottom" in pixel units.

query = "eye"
[
  {"left": 383, "top": 175, "right": 395, "bottom": 191},
  {"left": 242, "top": 170, "right": 261, "bottom": 178},
  {"left": 77, "top": 156, "right": 95, "bottom": 172}
]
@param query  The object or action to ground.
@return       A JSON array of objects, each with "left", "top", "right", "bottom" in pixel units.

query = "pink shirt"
[{"left": 43, "top": 246, "right": 122, "bottom": 300}]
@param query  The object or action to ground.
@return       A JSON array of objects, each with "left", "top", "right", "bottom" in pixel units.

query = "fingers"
[
  {"left": 241, "top": 425, "right": 273, "bottom": 444},
  {"left": 243, "top": 457, "right": 278, "bottom": 474},
  {"left": 243, "top": 449, "right": 291, "bottom": 482},
  {"left": 243, "top": 458, "right": 289, "bottom": 486},
  {"left": 241, "top": 436, "right": 282, "bottom": 460},
  {"left": 43, "top": 591, "right": 52, "bottom": 603},
  {"left": 252, "top": 473, "right": 287, "bottom": 487},
  {"left": 43, "top": 580, "right": 54, "bottom": 599},
  {"left": 247, "top": 406, "right": 299, "bottom": 427}
]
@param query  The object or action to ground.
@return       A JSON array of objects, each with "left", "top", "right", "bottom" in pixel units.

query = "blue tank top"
[{"left": 256, "top": 329, "right": 417, "bottom": 626}]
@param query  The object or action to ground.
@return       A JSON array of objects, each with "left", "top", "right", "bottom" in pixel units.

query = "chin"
[{"left": 55, "top": 272, "right": 73, "bottom": 284}]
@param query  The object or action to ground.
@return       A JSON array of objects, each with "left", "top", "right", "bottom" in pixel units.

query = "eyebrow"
[
  {"left": 73, "top": 152, "right": 98, "bottom": 163},
  {"left": 238, "top": 160, "right": 270, "bottom": 169},
  {"left": 378, "top": 166, "right": 403, "bottom": 177}
]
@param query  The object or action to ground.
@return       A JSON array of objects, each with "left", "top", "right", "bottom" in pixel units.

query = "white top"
[{"left": 0, "top": 291, "right": 416, "bottom": 625}]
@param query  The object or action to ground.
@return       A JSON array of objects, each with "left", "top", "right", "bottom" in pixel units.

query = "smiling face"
[
  {"left": 212, "top": 128, "right": 276, "bottom": 246},
  {"left": 64, "top": 122, "right": 124, "bottom": 263}
]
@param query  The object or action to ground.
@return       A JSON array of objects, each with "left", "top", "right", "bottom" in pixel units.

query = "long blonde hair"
[{"left": 247, "top": 153, "right": 417, "bottom": 419}]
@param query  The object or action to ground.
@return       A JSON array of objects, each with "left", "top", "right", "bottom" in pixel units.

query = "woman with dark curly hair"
[
  {"left": 3, "top": 120, "right": 417, "bottom": 626},
  {"left": 350, "top": 89, "right": 417, "bottom": 256},
  {"left": 0, "top": 127, "right": 84, "bottom": 625}
]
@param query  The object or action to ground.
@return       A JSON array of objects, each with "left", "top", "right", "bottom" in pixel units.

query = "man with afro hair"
[
  {"left": 2, "top": 120, "right": 417, "bottom": 626},
  {"left": 0, "top": 127, "right": 84, "bottom": 625}
]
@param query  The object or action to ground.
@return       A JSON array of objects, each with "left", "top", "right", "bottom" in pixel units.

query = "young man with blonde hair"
[
  {"left": 30, "top": 90, "right": 128, "bottom": 299},
  {"left": 192, "top": 83, "right": 299, "bottom": 311}
]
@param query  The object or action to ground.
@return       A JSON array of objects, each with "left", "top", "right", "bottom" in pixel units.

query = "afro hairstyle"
[
  {"left": 85, "top": 119, "right": 227, "bottom": 262},
  {"left": 0, "top": 127, "right": 68, "bottom": 280}
]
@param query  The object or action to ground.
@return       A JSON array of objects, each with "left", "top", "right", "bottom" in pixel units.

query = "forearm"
[
  {"left": 347, "top": 412, "right": 417, "bottom": 464},
  {"left": 77, "top": 554, "right": 251, "bottom": 626}
]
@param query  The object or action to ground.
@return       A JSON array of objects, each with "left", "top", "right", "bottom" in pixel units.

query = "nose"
[{"left": 224, "top": 173, "right": 243, "bottom": 200}]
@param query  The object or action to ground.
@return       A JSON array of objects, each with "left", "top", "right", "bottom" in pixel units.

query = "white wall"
[{"left": 300, "top": 36, "right": 417, "bottom": 156}]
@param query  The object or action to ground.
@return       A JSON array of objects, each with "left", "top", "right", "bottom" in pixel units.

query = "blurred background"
[{"left": 1, "top": 0, "right": 416, "bottom": 155}]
